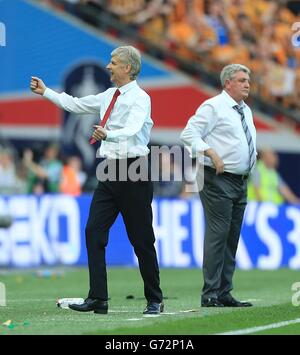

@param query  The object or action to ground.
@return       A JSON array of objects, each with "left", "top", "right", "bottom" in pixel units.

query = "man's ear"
[
  {"left": 224, "top": 79, "right": 231, "bottom": 90},
  {"left": 125, "top": 64, "right": 131, "bottom": 74}
]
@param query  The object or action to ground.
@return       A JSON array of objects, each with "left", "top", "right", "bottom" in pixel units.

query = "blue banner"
[
  {"left": 0, "top": 195, "right": 300, "bottom": 269},
  {"left": 0, "top": 0, "right": 175, "bottom": 94}
]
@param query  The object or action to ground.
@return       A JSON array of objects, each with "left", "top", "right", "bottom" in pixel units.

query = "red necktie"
[{"left": 90, "top": 89, "right": 121, "bottom": 144}]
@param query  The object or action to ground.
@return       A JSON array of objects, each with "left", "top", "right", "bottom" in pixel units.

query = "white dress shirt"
[
  {"left": 43, "top": 80, "right": 153, "bottom": 159},
  {"left": 180, "top": 90, "right": 257, "bottom": 175}
]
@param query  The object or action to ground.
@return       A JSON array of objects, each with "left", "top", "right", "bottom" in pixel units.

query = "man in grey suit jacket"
[{"left": 181, "top": 64, "right": 256, "bottom": 307}]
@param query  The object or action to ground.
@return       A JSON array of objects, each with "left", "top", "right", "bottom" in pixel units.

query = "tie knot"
[
  {"left": 233, "top": 104, "right": 242, "bottom": 110},
  {"left": 114, "top": 89, "right": 121, "bottom": 98},
  {"left": 233, "top": 105, "right": 244, "bottom": 115}
]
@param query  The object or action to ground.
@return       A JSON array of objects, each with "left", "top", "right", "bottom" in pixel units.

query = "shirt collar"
[
  {"left": 222, "top": 90, "right": 245, "bottom": 109},
  {"left": 118, "top": 80, "right": 138, "bottom": 95}
]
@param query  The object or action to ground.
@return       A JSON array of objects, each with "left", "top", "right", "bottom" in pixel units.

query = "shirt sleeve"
[
  {"left": 43, "top": 88, "right": 106, "bottom": 114},
  {"left": 180, "top": 104, "right": 218, "bottom": 156},
  {"left": 105, "top": 94, "right": 150, "bottom": 142}
]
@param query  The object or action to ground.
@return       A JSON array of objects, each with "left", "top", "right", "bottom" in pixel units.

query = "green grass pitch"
[{"left": 1, "top": 268, "right": 300, "bottom": 335}]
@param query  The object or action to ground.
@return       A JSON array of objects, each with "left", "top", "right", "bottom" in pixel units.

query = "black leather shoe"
[
  {"left": 201, "top": 297, "right": 224, "bottom": 307},
  {"left": 218, "top": 295, "right": 252, "bottom": 307},
  {"left": 69, "top": 298, "right": 108, "bottom": 314},
  {"left": 143, "top": 302, "right": 164, "bottom": 315}
]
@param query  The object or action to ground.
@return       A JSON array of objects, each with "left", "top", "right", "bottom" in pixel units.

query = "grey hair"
[
  {"left": 220, "top": 64, "right": 251, "bottom": 87},
  {"left": 111, "top": 46, "right": 141, "bottom": 80}
]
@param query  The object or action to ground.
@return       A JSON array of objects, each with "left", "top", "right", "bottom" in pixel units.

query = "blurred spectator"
[
  {"left": 60, "top": 156, "right": 87, "bottom": 196},
  {"left": 23, "top": 144, "right": 63, "bottom": 194},
  {"left": 0, "top": 149, "right": 16, "bottom": 194},
  {"left": 235, "top": 12, "right": 257, "bottom": 47},
  {"left": 204, "top": 1, "right": 233, "bottom": 47},
  {"left": 107, "top": 0, "right": 147, "bottom": 21},
  {"left": 0, "top": 148, "right": 26, "bottom": 195},
  {"left": 248, "top": 149, "right": 300, "bottom": 204},
  {"left": 68, "top": 155, "right": 87, "bottom": 187},
  {"left": 14, "top": 161, "right": 29, "bottom": 195}
]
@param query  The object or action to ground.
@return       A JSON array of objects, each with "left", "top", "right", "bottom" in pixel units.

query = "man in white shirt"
[
  {"left": 30, "top": 46, "right": 163, "bottom": 315},
  {"left": 181, "top": 64, "right": 256, "bottom": 307}
]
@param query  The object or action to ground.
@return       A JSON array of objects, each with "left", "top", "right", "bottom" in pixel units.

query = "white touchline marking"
[
  {"left": 244, "top": 299, "right": 262, "bottom": 302},
  {"left": 9, "top": 299, "right": 56, "bottom": 302},
  {"left": 163, "top": 312, "right": 177, "bottom": 315},
  {"left": 217, "top": 318, "right": 300, "bottom": 335}
]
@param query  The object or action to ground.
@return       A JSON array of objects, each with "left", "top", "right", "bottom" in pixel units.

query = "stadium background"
[
  {"left": 1, "top": 0, "right": 300, "bottom": 269},
  {"left": 2, "top": 0, "right": 300, "bottom": 336}
]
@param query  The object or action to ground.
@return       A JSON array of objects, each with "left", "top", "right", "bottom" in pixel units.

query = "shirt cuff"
[
  {"left": 105, "top": 130, "right": 118, "bottom": 142},
  {"left": 192, "top": 142, "right": 210, "bottom": 156},
  {"left": 43, "top": 87, "right": 55, "bottom": 100}
]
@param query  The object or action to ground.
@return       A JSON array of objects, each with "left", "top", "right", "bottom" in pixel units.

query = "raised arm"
[{"left": 30, "top": 76, "right": 103, "bottom": 114}]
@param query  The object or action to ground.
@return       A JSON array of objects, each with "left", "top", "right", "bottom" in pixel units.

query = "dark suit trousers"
[
  {"left": 199, "top": 167, "right": 248, "bottom": 301},
  {"left": 85, "top": 158, "right": 163, "bottom": 303}
]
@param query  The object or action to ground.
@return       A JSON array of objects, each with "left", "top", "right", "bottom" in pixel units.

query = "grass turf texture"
[{"left": 0, "top": 268, "right": 300, "bottom": 335}]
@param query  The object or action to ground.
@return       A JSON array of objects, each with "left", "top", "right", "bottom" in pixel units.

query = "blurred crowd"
[
  {"left": 0, "top": 143, "right": 192, "bottom": 198},
  {"left": 106, "top": 0, "right": 300, "bottom": 113},
  {"left": 43, "top": 0, "right": 300, "bottom": 115},
  {"left": 0, "top": 144, "right": 87, "bottom": 196},
  {"left": 1, "top": 143, "right": 299, "bottom": 203}
]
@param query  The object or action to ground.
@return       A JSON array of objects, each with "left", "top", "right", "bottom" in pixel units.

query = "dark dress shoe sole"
[
  {"left": 219, "top": 300, "right": 253, "bottom": 307},
  {"left": 68, "top": 305, "right": 108, "bottom": 313},
  {"left": 69, "top": 307, "right": 92, "bottom": 312},
  {"left": 201, "top": 303, "right": 224, "bottom": 307},
  {"left": 69, "top": 306, "right": 108, "bottom": 314},
  {"left": 201, "top": 298, "right": 224, "bottom": 307},
  {"left": 230, "top": 302, "right": 252, "bottom": 307}
]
